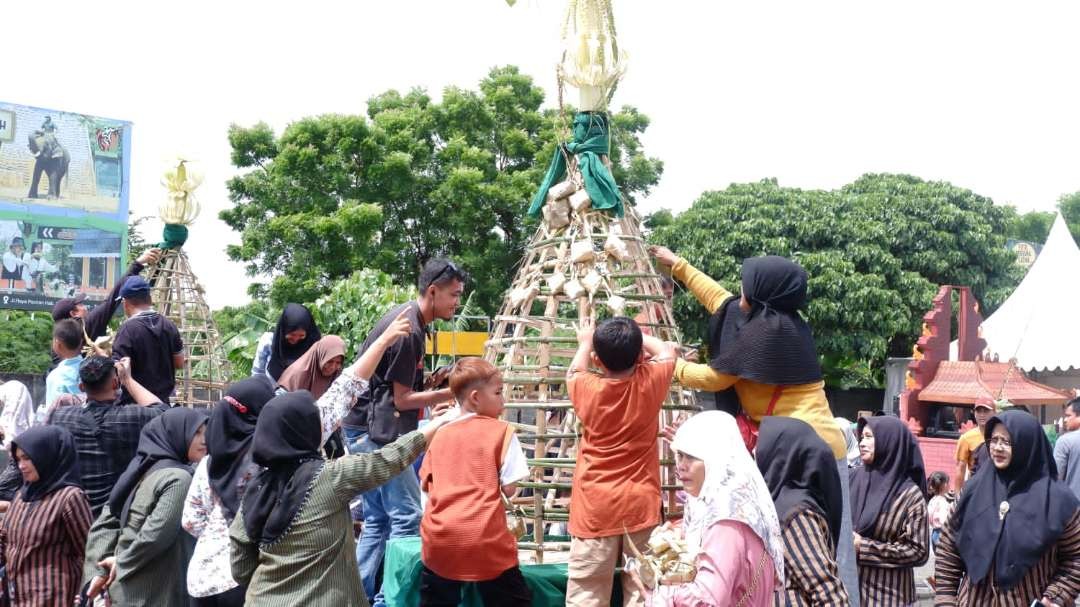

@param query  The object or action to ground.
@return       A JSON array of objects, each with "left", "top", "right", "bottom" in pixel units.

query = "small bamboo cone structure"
[
  {"left": 487, "top": 187, "right": 698, "bottom": 564},
  {"left": 146, "top": 249, "right": 229, "bottom": 407},
  {"left": 145, "top": 159, "right": 230, "bottom": 407}
]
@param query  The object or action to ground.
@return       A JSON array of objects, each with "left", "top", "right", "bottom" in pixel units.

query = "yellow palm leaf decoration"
[
  {"left": 159, "top": 159, "right": 203, "bottom": 226},
  {"left": 506, "top": 0, "right": 627, "bottom": 112}
]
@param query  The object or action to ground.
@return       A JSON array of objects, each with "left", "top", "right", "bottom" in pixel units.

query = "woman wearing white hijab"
[{"left": 634, "top": 411, "right": 784, "bottom": 606}]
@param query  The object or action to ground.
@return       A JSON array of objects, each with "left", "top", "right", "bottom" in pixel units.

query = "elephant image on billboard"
[{"left": 0, "top": 102, "right": 130, "bottom": 220}]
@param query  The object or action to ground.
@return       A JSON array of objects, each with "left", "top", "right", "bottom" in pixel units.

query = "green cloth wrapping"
[
  {"left": 382, "top": 536, "right": 624, "bottom": 606},
  {"left": 158, "top": 224, "right": 189, "bottom": 249},
  {"left": 527, "top": 112, "right": 623, "bottom": 218}
]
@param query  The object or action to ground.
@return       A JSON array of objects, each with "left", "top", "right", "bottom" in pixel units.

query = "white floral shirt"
[
  {"left": 183, "top": 457, "right": 242, "bottom": 597},
  {"left": 181, "top": 372, "right": 368, "bottom": 597}
]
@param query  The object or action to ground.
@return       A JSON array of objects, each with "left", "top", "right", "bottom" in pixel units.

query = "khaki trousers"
[{"left": 566, "top": 527, "right": 653, "bottom": 607}]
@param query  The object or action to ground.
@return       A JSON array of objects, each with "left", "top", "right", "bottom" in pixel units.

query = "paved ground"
[{"left": 914, "top": 559, "right": 935, "bottom": 605}]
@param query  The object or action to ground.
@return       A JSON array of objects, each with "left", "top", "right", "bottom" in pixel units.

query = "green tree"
[
  {"left": 221, "top": 66, "right": 663, "bottom": 312},
  {"left": 1055, "top": 191, "right": 1080, "bottom": 242},
  {"left": 213, "top": 300, "right": 277, "bottom": 379},
  {"left": 1004, "top": 207, "right": 1055, "bottom": 243},
  {"left": 1001, "top": 192, "right": 1080, "bottom": 245},
  {"left": 651, "top": 174, "right": 1022, "bottom": 387},
  {"left": 0, "top": 309, "right": 53, "bottom": 373},
  {"left": 127, "top": 214, "right": 152, "bottom": 262},
  {"left": 309, "top": 269, "right": 417, "bottom": 360}
]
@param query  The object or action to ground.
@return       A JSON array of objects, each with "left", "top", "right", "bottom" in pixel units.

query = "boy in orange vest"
[
  {"left": 565, "top": 317, "right": 677, "bottom": 607},
  {"left": 418, "top": 357, "right": 532, "bottom": 606}
]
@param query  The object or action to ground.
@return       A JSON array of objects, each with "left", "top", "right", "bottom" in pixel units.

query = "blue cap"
[{"left": 117, "top": 276, "right": 151, "bottom": 300}]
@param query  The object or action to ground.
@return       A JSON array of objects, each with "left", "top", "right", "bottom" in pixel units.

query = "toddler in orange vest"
[
  {"left": 565, "top": 317, "right": 677, "bottom": 606},
  {"left": 418, "top": 357, "right": 532, "bottom": 606}
]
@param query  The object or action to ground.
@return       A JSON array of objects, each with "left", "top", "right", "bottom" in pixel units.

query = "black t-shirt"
[
  {"left": 112, "top": 310, "right": 183, "bottom": 403},
  {"left": 343, "top": 301, "right": 427, "bottom": 428}
]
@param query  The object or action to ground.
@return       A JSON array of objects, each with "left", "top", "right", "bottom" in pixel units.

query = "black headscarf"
[
  {"left": 707, "top": 256, "right": 822, "bottom": 385},
  {"left": 10, "top": 426, "right": 81, "bottom": 502},
  {"left": 242, "top": 391, "right": 325, "bottom": 546},
  {"left": 952, "top": 410, "right": 1079, "bottom": 589},
  {"left": 207, "top": 376, "right": 276, "bottom": 520},
  {"left": 756, "top": 417, "right": 843, "bottom": 548},
  {"left": 849, "top": 416, "right": 927, "bottom": 535},
  {"left": 706, "top": 297, "right": 745, "bottom": 414},
  {"left": 266, "top": 304, "right": 321, "bottom": 381},
  {"left": 108, "top": 407, "right": 207, "bottom": 525}
]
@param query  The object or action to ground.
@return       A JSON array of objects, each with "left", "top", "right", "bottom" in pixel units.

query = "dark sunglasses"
[{"left": 430, "top": 261, "right": 465, "bottom": 285}]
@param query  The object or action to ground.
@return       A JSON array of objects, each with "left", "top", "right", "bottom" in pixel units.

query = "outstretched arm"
[{"left": 650, "top": 246, "right": 734, "bottom": 314}]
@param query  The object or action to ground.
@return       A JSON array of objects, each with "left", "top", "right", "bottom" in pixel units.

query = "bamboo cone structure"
[
  {"left": 144, "top": 159, "right": 230, "bottom": 407},
  {"left": 487, "top": 174, "right": 698, "bottom": 564},
  {"left": 146, "top": 248, "right": 229, "bottom": 407}
]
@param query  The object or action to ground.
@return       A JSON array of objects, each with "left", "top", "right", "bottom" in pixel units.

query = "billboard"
[{"left": 0, "top": 102, "right": 130, "bottom": 310}]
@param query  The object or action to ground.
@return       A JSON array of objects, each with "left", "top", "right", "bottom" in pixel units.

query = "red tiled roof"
[{"left": 918, "top": 361, "right": 1071, "bottom": 406}]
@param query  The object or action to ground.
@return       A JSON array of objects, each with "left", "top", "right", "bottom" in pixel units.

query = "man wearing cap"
[
  {"left": 50, "top": 247, "right": 162, "bottom": 348},
  {"left": 954, "top": 396, "right": 995, "bottom": 492},
  {"left": 2, "top": 237, "right": 29, "bottom": 284},
  {"left": 0, "top": 356, "right": 168, "bottom": 515},
  {"left": 111, "top": 275, "right": 184, "bottom": 404}
]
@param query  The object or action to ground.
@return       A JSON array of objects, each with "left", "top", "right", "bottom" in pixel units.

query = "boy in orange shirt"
[
  {"left": 418, "top": 358, "right": 532, "bottom": 606},
  {"left": 565, "top": 317, "right": 677, "bottom": 606}
]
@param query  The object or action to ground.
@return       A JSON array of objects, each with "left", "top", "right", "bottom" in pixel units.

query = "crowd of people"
[{"left": 0, "top": 248, "right": 1077, "bottom": 607}]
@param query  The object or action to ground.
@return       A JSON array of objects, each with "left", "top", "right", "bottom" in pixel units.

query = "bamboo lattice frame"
[
  {"left": 486, "top": 173, "right": 698, "bottom": 563},
  {"left": 146, "top": 248, "right": 229, "bottom": 407}
]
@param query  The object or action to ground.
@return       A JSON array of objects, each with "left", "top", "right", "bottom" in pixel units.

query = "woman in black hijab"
[
  {"left": 848, "top": 415, "right": 929, "bottom": 605},
  {"left": 0, "top": 426, "right": 92, "bottom": 606},
  {"left": 84, "top": 407, "right": 208, "bottom": 607},
  {"left": 756, "top": 417, "right": 849, "bottom": 606},
  {"left": 182, "top": 376, "right": 276, "bottom": 606},
  {"left": 934, "top": 410, "right": 1080, "bottom": 606},
  {"left": 229, "top": 391, "right": 451, "bottom": 606},
  {"left": 265, "top": 304, "right": 321, "bottom": 381},
  {"left": 651, "top": 247, "right": 860, "bottom": 604}
]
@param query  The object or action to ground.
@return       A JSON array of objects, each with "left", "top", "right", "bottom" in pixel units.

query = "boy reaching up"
[
  {"left": 566, "top": 317, "right": 677, "bottom": 607},
  {"left": 419, "top": 358, "right": 532, "bottom": 606}
]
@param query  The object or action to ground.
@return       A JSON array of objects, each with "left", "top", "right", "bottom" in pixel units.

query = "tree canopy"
[
  {"left": 1004, "top": 190, "right": 1080, "bottom": 244},
  {"left": 221, "top": 65, "right": 663, "bottom": 312},
  {"left": 651, "top": 174, "right": 1023, "bottom": 386}
]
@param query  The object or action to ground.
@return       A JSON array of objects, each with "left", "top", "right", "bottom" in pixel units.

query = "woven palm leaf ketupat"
[
  {"left": 144, "top": 159, "right": 230, "bottom": 407},
  {"left": 487, "top": 154, "right": 698, "bottom": 564}
]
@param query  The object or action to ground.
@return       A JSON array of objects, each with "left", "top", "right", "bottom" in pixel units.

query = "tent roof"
[
  {"left": 979, "top": 213, "right": 1080, "bottom": 372},
  {"left": 919, "top": 360, "right": 1072, "bottom": 405}
]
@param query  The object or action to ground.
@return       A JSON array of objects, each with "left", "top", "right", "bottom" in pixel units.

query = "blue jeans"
[
  {"left": 348, "top": 431, "right": 422, "bottom": 606},
  {"left": 836, "top": 458, "right": 862, "bottom": 607}
]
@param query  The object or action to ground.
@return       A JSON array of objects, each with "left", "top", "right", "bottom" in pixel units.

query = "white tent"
[{"left": 979, "top": 213, "right": 1080, "bottom": 372}]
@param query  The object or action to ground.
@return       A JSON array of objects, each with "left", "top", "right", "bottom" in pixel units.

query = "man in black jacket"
[
  {"left": 50, "top": 247, "right": 161, "bottom": 355},
  {"left": 111, "top": 276, "right": 184, "bottom": 404}
]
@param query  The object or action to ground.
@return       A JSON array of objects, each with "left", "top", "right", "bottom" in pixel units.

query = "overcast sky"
[{"left": 8, "top": 1, "right": 1079, "bottom": 308}]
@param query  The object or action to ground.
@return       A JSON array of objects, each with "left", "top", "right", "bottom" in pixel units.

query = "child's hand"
[
  {"left": 575, "top": 318, "right": 594, "bottom": 345},
  {"left": 431, "top": 400, "right": 456, "bottom": 417},
  {"left": 660, "top": 415, "right": 686, "bottom": 443}
]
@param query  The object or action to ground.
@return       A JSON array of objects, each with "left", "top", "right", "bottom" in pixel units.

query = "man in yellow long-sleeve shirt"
[{"left": 650, "top": 244, "right": 861, "bottom": 607}]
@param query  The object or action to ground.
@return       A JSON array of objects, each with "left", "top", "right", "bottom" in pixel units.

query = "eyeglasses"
[{"left": 988, "top": 436, "right": 1012, "bottom": 449}]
